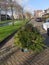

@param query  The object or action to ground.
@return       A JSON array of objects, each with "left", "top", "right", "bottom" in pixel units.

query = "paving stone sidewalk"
[{"left": 0, "top": 45, "right": 49, "bottom": 65}]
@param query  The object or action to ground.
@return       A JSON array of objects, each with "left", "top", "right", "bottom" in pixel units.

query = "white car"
[{"left": 43, "top": 18, "right": 49, "bottom": 31}]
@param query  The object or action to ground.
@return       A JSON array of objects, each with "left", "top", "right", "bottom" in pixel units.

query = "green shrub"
[{"left": 14, "top": 24, "right": 45, "bottom": 52}]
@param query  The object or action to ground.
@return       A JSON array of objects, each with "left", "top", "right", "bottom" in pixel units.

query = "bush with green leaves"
[{"left": 14, "top": 24, "right": 45, "bottom": 52}]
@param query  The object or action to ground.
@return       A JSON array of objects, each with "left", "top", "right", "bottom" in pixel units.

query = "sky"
[
  {"left": 2, "top": 0, "right": 49, "bottom": 15},
  {"left": 16, "top": 0, "right": 49, "bottom": 14}
]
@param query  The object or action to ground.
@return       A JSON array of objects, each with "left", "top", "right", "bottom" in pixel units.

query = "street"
[{"left": 29, "top": 19, "right": 49, "bottom": 46}]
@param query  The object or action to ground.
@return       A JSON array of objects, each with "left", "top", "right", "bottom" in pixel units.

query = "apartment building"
[
  {"left": 34, "top": 10, "right": 44, "bottom": 18},
  {"left": 45, "top": 8, "right": 49, "bottom": 13}
]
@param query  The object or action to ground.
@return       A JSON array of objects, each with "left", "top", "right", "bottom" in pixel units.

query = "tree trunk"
[
  {"left": 11, "top": 6, "right": 14, "bottom": 26},
  {"left": 0, "top": 7, "right": 1, "bottom": 22},
  {"left": 21, "top": 9, "right": 23, "bottom": 19},
  {"left": 5, "top": 9, "right": 7, "bottom": 21}
]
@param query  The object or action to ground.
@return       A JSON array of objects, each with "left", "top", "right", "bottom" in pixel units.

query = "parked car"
[
  {"left": 35, "top": 18, "right": 42, "bottom": 22},
  {"left": 43, "top": 18, "right": 49, "bottom": 30},
  {"left": 1, "top": 14, "right": 12, "bottom": 21}
]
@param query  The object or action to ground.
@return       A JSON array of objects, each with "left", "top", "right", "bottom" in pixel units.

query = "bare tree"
[
  {"left": 0, "top": 0, "right": 23, "bottom": 23},
  {"left": 0, "top": 0, "right": 3, "bottom": 21},
  {"left": 9, "top": 0, "right": 16, "bottom": 25},
  {"left": 5, "top": 2, "right": 8, "bottom": 20},
  {"left": 0, "top": 0, "right": 7, "bottom": 21}
]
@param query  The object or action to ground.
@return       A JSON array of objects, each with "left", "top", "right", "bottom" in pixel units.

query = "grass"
[{"left": 0, "top": 19, "right": 29, "bottom": 41}]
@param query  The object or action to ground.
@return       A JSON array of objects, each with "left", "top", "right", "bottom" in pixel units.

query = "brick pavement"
[{"left": 0, "top": 45, "right": 49, "bottom": 65}]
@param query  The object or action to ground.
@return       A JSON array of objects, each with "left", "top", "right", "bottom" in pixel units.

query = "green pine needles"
[{"left": 14, "top": 24, "right": 45, "bottom": 53}]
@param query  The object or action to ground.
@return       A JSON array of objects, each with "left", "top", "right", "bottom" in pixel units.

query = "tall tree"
[
  {"left": 5, "top": 1, "right": 8, "bottom": 20},
  {"left": 0, "top": 0, "right": 23, "bottom": 23},
  {"left": 10, "top": 0, "right": 16, "bottom": 25}
]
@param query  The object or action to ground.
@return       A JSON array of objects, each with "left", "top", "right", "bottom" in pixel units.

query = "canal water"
[{"left": 0, "top": 21, "right": 18, "bottom": 27}]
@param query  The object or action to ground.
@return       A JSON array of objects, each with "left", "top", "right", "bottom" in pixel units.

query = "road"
[{"left": 29, "top": 19, "right": 49, "bottom": 46}]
